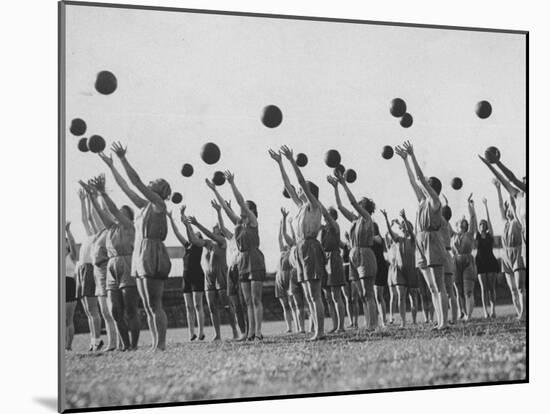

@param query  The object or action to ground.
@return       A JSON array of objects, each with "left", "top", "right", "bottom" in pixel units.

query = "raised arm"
[
  {"left": 496, "top": 160, "right": 526, "bottom": 192},
  {"left": 403, "top": 141, "right": 440, "bottom": 207},
  {"left": 167, "top": 209, "right": 188, "bottom": 246},
  {"left": 283, "top": 216, "right": 296, "bottom": 247},
  {"left": 467, "top": 194, "right": 477, "bottom": 237},
  {"left": 180, "top": 207, "right": 206, "bottom": 248},
  {"left": 478, "top": 155, "right": 520, "bottom": 198},
  {"left": 79, "top": 179, "right": 115, "bottom": 229},
  {"left": 269, "top": 149, "right": 301, "bottom": 207},
  {"left": 481, "top": 198, "right": 494, "bottom": 235},
  {"left": 78, "top": 189, "right": 93, "bottom": 236},
  {"left": 90, "top": 175, "right": 133, "bottom": 229},
  {"left": 98, "top": 152, "right": 147, "bottom": 209},
  {"left": 395, "top": 146, "right": 424, "bottom": 202},
  {"left": 187, "top": 216, "right": 226, "bottom": 247},
  {"left": 400, "top": 209, "right": 415, "bottom": 239},
  {"left": 280, "top": 146, "right": 317, "bottom": 207},
  {"left": 380, "top": 209, "right": 398, "bottom": 243},
  {"left": 205, "top": 179, "right": 239, "bottom": 225},
  {"left": 211, "top": 200, "right": 233, "bottom": 239},
  {"left": 111, "top": 142, "right": 166, "bottom": 210},
  {"left": 65, "top": 222, "right": 78, "bottom": 262},
  {"left": 278, "top": 209, "right": 288, "bottom": 252},
  {"left": 224, "top": 171, "right": 257, "bottom": 227},
  {"left": 316, "top": 199, "right": 338, "bottom": 230},
  {"left": 335, "top": 173, "right": 371, "bottom": 220},
  {"left": 327, "top": 176, "right": 357, "bottom": 222},
  {"left": 493, "top": 179, "right": 506, "bottom": 221}
]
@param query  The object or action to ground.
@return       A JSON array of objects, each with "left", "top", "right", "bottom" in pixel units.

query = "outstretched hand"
[
  {"left": 98, "top": 152, "right": 114, "bottom": 167},
  {"left": 402, "top": 140, "right": 414, "bottom": 155},
  {"left": 492, "top": 178, "right": 501, "bottom": 188},
  {"left": 211, "top": 200, "right": 221, "bottom": 211},
  {"left": 91, "top": 174, "right": 106, "bottom": 193},
  {"left": 394, "top": 146, "right": 407, "bottom": 160},
  {"left": 78, "top": 188, "right": 86, "bottom": 200},
  {"left": 223, "top": 170, "right": 235, "bottom": 184},
  {"left": 268, "top": 149, "right": 282, "bottom": 163},
  {"left": 280, "top": 145, "right": 294, "bottom": 161},
  {"left": 180, "top": 205, "right": 187, "bottom": 221},
  {"left": 111, "top": 141, "right": 127, "bottom": 158},
  {"left": 205, "top": 178, "right": 215, "bottom": 190},
  {"left": 327, "top": 175, "right": 338, "bottom": 188},
  {"left": 467, "top": 193, "right": 474, "bottom": 204},
  {"left": 478, "top": 154, "right": 490, "bottom": 166},
  {"left": 380, "top": 209, "right": 388, "bottom": 217},
  {"left": 280, "top": 207, "right": 289, "bottom": 218},
  {"left": 482, "top": 197, "right": 487, "bottom": 205},
  {"left": 399, "top": 209, "right": 407, "bottom": 219},
  {"left": 187, "top": 216, "right": 198, "bottom": 225}
]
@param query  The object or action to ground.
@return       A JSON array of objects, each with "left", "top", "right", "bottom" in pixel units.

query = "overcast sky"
[{"left": 64, "top": 5, "right": 526, "bottom": 273}]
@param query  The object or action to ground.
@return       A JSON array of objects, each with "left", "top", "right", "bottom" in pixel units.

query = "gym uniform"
[
  {"left": 91, "top": 228, "right": 109, "bottom": 297},
  {"left": 204, "top": 240, "right": 228, "bottom": 291},
  {"left": 372, "top": 222, "right": 389, "bottom": 287},
  {"left": 131, "top": 203, "right": 172, "bottom": 279},
  {"left": 388, "top": 236, "right": 416, "bottom": 287},
  {"left": 235, "top": 218, "right": 266, "bottom": 282},
  {"left": 451, "top": 232, "right": 476, "bottom": 289},
  {"left": 515, "top": 192, "right": 527, "bottom": 263},
  {"left": 183, "top": 242, "right": 205, "bottom": 293},
  {"left": 349, "top": 215, "right": 378, "bottom": 280},
  {"left": 415, "top": 199, "right": 446, "bottom": 269},
  {"left": 438, "top": 218, "right": 455, "bottom": 278},
  {"left": 226, "top": 236, "right": 241, "bottom": 296},
  {"left": 106, "top": 222, "right": 136, "bottom": 290},
  {"left": 275, "top": 249, "right": 293, "bottom": 298},
  {"left": 66, "top": 254, "right": 76, "bottom": 303},
  {"left": 293, "top": 203, "right": 325, "bottom": 283},
  {"left": 475, "top": 232, "right": 500, "bottom": 274},
  {"left": 320, "top": 222, "right": 345, "bottom": 287},
  {"left": 75, "top": 236, "right": 96, "bottom": 299},
  {"left": 287, "top": 245, "right": 302, "bottom": 296},
  {"left": 502, "top": 219, "right": 526, "bottom": 275}
]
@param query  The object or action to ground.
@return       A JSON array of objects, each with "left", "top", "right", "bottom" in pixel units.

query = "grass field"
[{"left": 65, "top": 305, "right": 526, "bottom": 410}]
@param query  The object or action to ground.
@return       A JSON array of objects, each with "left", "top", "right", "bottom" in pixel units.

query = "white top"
[
  {"left": 65, "top": 254, "right": 76, "bottom": 278},
  {"left": 78, "top": 235, "right": 94, "bottom": 265},
  {"left": 227, "top": 236, "right": 239, "bottom": 267}
]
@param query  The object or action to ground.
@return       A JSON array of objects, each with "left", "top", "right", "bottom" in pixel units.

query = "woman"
[
  {"left": 206, "top": 172, "right": 266, "bottom": 340},
  {"left": 276, "top": 209, "right": 296, "bottom": 333},
  {"left": 475, "top": 197, "right": 500, "bottom": 319},
  {"left": 167, "top": 206, "right": 205, "bottom": 341},
  {"left": 75, "top": 189, "right": 103, "bottom": 351},
  {"left": 87, "top": 174, "right": 140, "bottom": 350},
  {"left": 394, "top": 141, "right": 448, "bottom": 330},
  {"left": 342, "top": 232, "right": 359, "bottom": 328},
  {"left": 319, "top": 205, "right": 347, "bottom": 333},
  {"left": 451, "top": 194, "right": 478, "bottom": 321},
  {"left": 327, "top": 173, "right": 378, "bottom": 331},
  {"left": 187, "top": 212, "right": 240, "bottom": 340},
  {"left": 210, "top": 199, "right": 247, "bottom": 339},
  {"left": 65, "top": 222, "right": 78, "bottom": 351},
  {"left": 440, "top": 195, "right": 459, "bottom": 324},
  {"left": 372, "top": 221, "right": 389, "bottom": 327},
  {"left": 109, "top": 142, "right": 171, "bottom": 351}
]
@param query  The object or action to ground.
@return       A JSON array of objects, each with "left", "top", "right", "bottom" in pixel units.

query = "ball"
[
  {"left": 201, "top": 142, "right": 221, "bottom": 165},
  {"left": 333, "top": 164, "right": 345, "bottom": 177},
  {"left": 484, "top": 146, "right": 501, "bottom": 164},
  {"left": 390, "top": 98, "right": 407, "bottom": 118},
  {"left": 171, "top": 192, "right": 183, "bottom": 204},
  {"left": 213, "top": 171, "right": 226, "bottom": 186},
  {"left": 344, "top": 169, "right": 357, "bottom": 183},
  {"left": 77, "top": 137, "right": 89, "bottom": 152},
  {"left": 400, "top": 113, "right": 413, "bottom": 128},
  {"left": 70, "top": 118, "right": 87, "bottom": 136},
  {"left": 181, "top": 163, "right": 194, "bottom": 177},
  {"left": 476, "top": 100, "right": 492, "bottom": 119},
  {"left": 87, "top": 135, "right": 106, "bottom": 153},
  {"left": 261, "top": 105, "right": 283, "bottom": 128},
  {"left": 296, "top": 153, "right": 308, "bottom": 167},
  {"left": 95, "top": 71, "right": 117, "bottom": 95},
  {"left": 451, "top": 177, "right": 463, "bottom": 190},
  {"left": 283, "top": 187, "right": 290, "bottom": 199},
  {"left": 325, "top": 149, "right": 341, "bottom": 168},
  {"left": 382, "top": 145, "right": 394, "bottom": 160}
]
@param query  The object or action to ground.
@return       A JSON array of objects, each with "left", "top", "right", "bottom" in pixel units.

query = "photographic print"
[{"left": 59, "top": 1, "right": 527, "bottom": 412}]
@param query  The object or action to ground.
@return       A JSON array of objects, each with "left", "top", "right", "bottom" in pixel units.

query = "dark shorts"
[
  {"left": 325, "top": 251, "right": 346, "bottom": 287},
  {"left": 107, "top": 255, "right": 137, "bottom": 290},
  {"left": 295, "top": 238, "right": 326, "bottom": 283},
  {"left": 66, "top": 277, "right": 76, "bottom": 303},
  {"left": 183, "top": 269, "right": 205, "bottom": 294},
  {"left": 350, "top": 247, "right": 377, "bottom": 280},
  {"left": 227, "top": 265, "right": 240, "bottom": 296},
  {"left": 93, "top": 262, "right": 108, "bottom": 297},
  {"left": 76, "top": 263, "right": 96, "bottom": 299},
  {"left": 206, "top": 268, "right": 227, "bottom": 292}
]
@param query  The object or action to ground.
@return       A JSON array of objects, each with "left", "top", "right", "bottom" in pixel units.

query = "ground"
[{"left": 65, "top": 305, "right": 526, "bottom": 410}]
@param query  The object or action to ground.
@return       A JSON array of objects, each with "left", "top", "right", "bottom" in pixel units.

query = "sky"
[{"left": 64, "top": 5, "right": 526, "bottom": 273}]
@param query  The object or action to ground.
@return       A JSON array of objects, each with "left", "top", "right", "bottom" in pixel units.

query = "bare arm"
[
  {"left": 337, "top": 176, "right": 372, "bottom": 220},
  {"left": 78, "top": 190, "right": 93, "bottom": 236},
  {"left": 211, "top": 200, "right": 233, "bottom": 239},
  {"left": 381, "top": 210, "right": 398, "bottom": 242},
  {"left": 493, "top": 180, "right": 506, "bottom": 221},
  {"left": 112, "top": 142, "right": 166, "bottom": 210},
  {"left": 205, "top": 179, "right": 239, "bottom": 225},
  {"left": 482, "top": 198, "right": 494, "bottom": 235},
  {"left": 283, "top": 217, "right": 296, "bottom": 247},
  {"left": 224, "top": 171, "right": 257, "bottom": 227},
  {"left": 467, "top": 194, "right": 477, "bottom": 237},
  {"left": 479, "top": 155, "right": 520, "bottom": 198},
  {"left": 85, "top": 195, "right": 99, "bottom": 234},
  {"left": 395, "top": 146, "right": 424, "bottom": 202},
  {"left": 278, "top": 215, "right": 286, "bottom": 252},
  {"left": 327, "top": 176, "right": 357, "bottom": 222},
  {"left": 179, "top": 206, "right": 206, "bottom": 248},
  {"left": 98, "top": 152, "right": 147, "bottom": 209},
  {"left": 79, "top": 180, "right": 115, "bottom": 229},
  {"left": 280, "top": 146, "right": 317, "bottom": 207},
  {"left": 269, "top": 149, "right": 302, "bottom": 207},
  {"left": 167, "top": 210, "right": 188, "bottom": 246},
  {"left": 316, "top": 199, "right": 338, "bottom": 230},
  {"left": 188, "top": 216, "right": 226, "bottom": 246},
  {"left": 91, "top": 175, "right": 133, "bottom": 228},
  {"left": 403, "top": 141, "right": 440, "bottom": 207},
  {"left": 65, "top": 222, "right": 78, "bottom": 262},
  {"left": 496, "top": 160, "right": 526, "bottom": 192}
]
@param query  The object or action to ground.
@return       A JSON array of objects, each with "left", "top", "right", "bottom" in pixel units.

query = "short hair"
[
  {"left": 307, "top": 181, "right": 319, "bottom": 200},
  {"left": 428, "top": 176, "right": 442, "bottom": 195},
  {"left": 359, "top": 197, "right": 376, "bottom": 214},
  {"left": 328, "top": 207, "right": 338, "bottom": 220},
  {"left": 151, "top": 178, "right": 172, "bottom": 200},
  {"left": 246, "top": 200, "right": 258, "bottom": 217},
  {"left": 121, "top": 205, "right": 134, "bottom": 221}
]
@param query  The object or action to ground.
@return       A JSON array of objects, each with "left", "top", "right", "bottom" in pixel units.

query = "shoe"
[
  {"left": 190, "top": 334, "right": 197, "bottom": 341},
  {"left": 94, "top": 340, "right": 104, "bottom": 352},
  {"left": 198, "top": 334, "right": 205, "bottom": 341}
]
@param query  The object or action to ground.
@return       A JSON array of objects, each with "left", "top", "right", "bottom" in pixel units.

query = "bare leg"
[
  {"left": 143, "top": 278, "right": 167, "bottom": 351},
  {"left": 279, "top": 297, "right": 293, "bottom": 333},
  {"left": 306, "top": 280, "right": 325, "bottom": 340},
  {"left": 341, "top": 285, "right": 353, "bottom": 328},
  {"left": 291, "top": 292, "right": 306, "bottom": 333},
  {"left": 65, "top": 301, "right": 77, "bottom": 350},
  {"left": 228, "top": 295, "right": 246, "bottom": 337},
  {"left": 464, "top": 280, "right": 475, "bottom": 320},
  {"left": 354, "top": 280, "right": 369, "bottom": 329},
  {"left": 219, "top": 290, "right": 238, "bottom": 338},
  {"left": 431, "top": 266, "right": 448, "bottom": 329},
  {"left": 324, "top": 288, "right": 337, "bottom": 332},
  {"left": 408, "top": 288, "right": 418, "bottom": 324},
  {"left": 422, "top": 269, "right": 441, "bottom": 326},
  {"left": 388, "top": 286, "right": 397, "bottom": 324},
  {"left": 206, "top": 290, "right": 221, "bottom": 340},
  {"left": 251, "top": 281, "right": 264, "bottom": 337},
  {"left": 81, "top": 296, "right": 102, "bottom": 347},
  {"left": 515, "top": 269, "right": 526, "bottom": 320},
  {"left": 136, "top": 278, "right": 157, "bottom": 349},
  {"left": 504, "top": 272, "right": 521, "bottom": 317},
  {"left": 362, "top": 278, "right": 378, "bottom": 330},
  {"left": 487, "top": 272, "right": 497, "bottom": 317},
  {"left": 397, "top": 285, "right": 407, "bottom": 328},
  {"left": 240, "top": 282, "right": 255, "bottom": 339},
  {"left": 107, "top": 289, "right": 130, "bottom": 350},
  {"left": 331, "top": 287, "right": 346, "bottom": 332},
  {"left": 122, "top": 286, "right": 140, "bottom": 349},
  {"left": 478, "top": 273, "right": 490, "bottom": 318},
  {"left": 97, "top": 295, "right": 117, "bottom": 350},
  {"left": 445, "top": 274, "right": 458, "bottom": 323},
  {"left": 375, "top": 285, "right": 387, "bottom": 327},
  {"left": 183, "top": 293, "right": 196, "bottom": 339},
  {"left": 193, "top": 291, "right": 205, "bottom": 338}
]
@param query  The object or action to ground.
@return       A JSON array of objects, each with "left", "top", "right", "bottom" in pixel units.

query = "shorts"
[
  {"left": 349, "top": 247, "right": 377, "bottom": 280},
  {"left": 132, "top": 238, "right": 172, "bottom": 280},
  {"left": 239, "top": 269, "right": 266, "bottom": 283},
  {"left": 288, "top": 268, "right": 301, "bottom": 296},
  {"left": 275, "top": 269, "right": 291, "bottom": 298},
  {"left": 295, "top": 238, "right": 326, "bottom": 283},
  {"left": 183, "top": 269, "right": 205, "bottom": 294},
  {"left": 93, "top": 262, "right": 108, "bottom": 297},
  {"left": 454, "top": 254, "right": 476, "bottom": 290},
  {"left": 415, "top": 231, "right": 446, "bottom": 269},
  {"left": 502, "top": 246, "right": 526, "bottom": 274},
  {"left": 388, "top": 265, "right": 407, "bottom": 286},
  {"left": 66, "top": 277, "right": 76, "bottom": 303},
  {"left": 325, "top": 250, "right": 346, "bottom": 287},
  {"left": 443, "top": 250, "right": 454, "bottom": 276},
  {"left": 237, "top": 248, "right": 266, "bottom": 282},
  {"left": 206, "top": 267, "right": 228, "bottom": 291},
  {"left": 75, "top": 263, "right": 95, "bottom": 299},
  {"left": 375, "top": 259, "right": 388, "bottom": 287},
  {"left": 226, "top": 265, "right": 239, "bottom": 296},
  {"left": 107, "top": 255, "right": 137, "bottom": 290}
]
